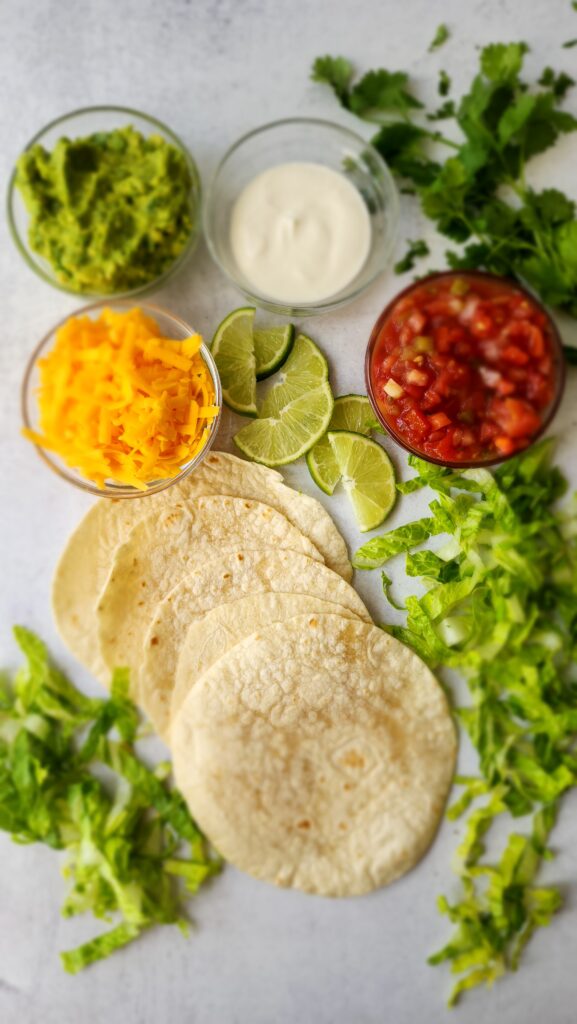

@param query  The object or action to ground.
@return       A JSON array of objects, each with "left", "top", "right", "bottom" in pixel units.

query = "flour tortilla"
[
  {"left": 172, "top": 613, "right": 456, "bottom": 897},
  {"left": 168, "top": 593, "right": 363, "bottom": 738},
  {"left": 97, "top": 496, "right": 323, "bottom": 686},
  {"left": 138, "top": 552, "right": 369, "bottom": 736},
  {"left": 53, "top": 451, "right": 351, "bottom": 679}
]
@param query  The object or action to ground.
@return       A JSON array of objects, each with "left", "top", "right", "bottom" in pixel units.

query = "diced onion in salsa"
[{"left": 368, "top": 272, "right": 561, "bottom": 465}]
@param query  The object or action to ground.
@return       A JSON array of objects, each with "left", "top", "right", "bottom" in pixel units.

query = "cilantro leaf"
[
  {"left": 427, "top": 100, "right": 456, "bottom": 121},
  {"left": 480, "top": 41, "right": 529, "bottom": 81},
  {"left": 538, "top": 66, "right": 575, "bottom": 98},
  {"left": 310, "top": 55, "right": 353, "bottom": 105},
  {"left": 394, "top": 239, "right": 430, "bottom": 274},
  {"left": 562, "top": 38, "right": 577, "bottom": 47},
  {"left": 438, "top": 70, "right": 451, "bottom": 96},
  {"left": 372, "top": 122, "right": 441, "bottom": 185},
  {"left": 349, "top": 69, "right": 423, "bottom": 120},
  {"left": 429, "top": 24, "right": 450, "bottom": 52}
]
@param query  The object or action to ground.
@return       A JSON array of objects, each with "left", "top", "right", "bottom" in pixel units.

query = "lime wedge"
[
  {"left": 259, "top": 334, "right": 329, "bottom": 418},
  {"left": 306, "top": 394, "right": 377, "bottom": 495},
  {"left": 234, "top": 382, "right": 334, "bottom": 466},
  {"left": 254, "top": 324, "right": 295, "bottom": 380},
  {"left": 211, "top": 308, "right": 257, "bottom": 416},
  {"left": 328, "top": 430, "right": 396, "bottom": 532}
]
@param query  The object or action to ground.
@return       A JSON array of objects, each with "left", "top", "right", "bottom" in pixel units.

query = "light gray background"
[{"left": 1, "top": 1, "right": 577, "bottom": 1022}]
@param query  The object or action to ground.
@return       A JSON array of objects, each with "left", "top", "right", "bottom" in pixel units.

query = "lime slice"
[
  {"left": 328, "top": 430, "right": 396, "bottom": 532},
  {"left": 234, "top": 382, "right": 334, "bottom": 466},
  {"left": 211, "top": 308, "right": 257, "bottom": 416},
  {"left": 306, "top": 394, "right": 377, "bottom": 495},
  {"left": 254, "top": 324, "right": 295, "bottom": 380},
  {"left": 259, "top": 334, "right": 329, "bottom": 418}
]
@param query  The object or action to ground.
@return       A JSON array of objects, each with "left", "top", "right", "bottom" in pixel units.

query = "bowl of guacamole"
[{"left": 8, "top": 106, "right": 201, "bottom": 297}]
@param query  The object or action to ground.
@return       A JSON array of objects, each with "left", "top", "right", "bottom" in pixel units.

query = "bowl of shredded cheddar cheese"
[{"left": 21, "top": 300, "right": 222, "bottom": 497}]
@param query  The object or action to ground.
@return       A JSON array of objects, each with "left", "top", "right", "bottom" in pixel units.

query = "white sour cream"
[{"left": 229, "top": 162, "right": 372, "bottom": 304}]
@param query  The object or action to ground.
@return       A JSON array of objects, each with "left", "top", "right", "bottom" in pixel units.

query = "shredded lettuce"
[
  {"left": 0, "top": 629, "right": 220, "bottom": 973},
  {"left": 355, "top": 439, "right": 577, "bottom": 1004}
]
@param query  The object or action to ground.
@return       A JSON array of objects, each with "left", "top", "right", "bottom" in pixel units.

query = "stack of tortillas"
[{"left": 53, "top": 451, "right": 456, "bottom": 897}]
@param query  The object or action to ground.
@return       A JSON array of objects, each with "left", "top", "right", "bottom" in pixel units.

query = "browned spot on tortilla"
[
  {"left": 137, "top": 600, "right": 145, "bottom": 607},
  {"left": 141, "top": 581, "right": 147, "bottom": 587},
  {"left": 150, "top": 636, "right": 159, "bottom": 646},
  {"left": 222, "top": 573, "right": 231, "bottom": 580},
  {"left": 338, "top": 822, "right": 348, "bottom": 831},
  {"left": 296, "top": 819, "right": 311, "bottom": 830},
  {"left": 244, "top": 501, "right": 252, "bottom": 508},
  {"left": 308, "top": 618, "right": 318, "bottom": 628},
  {"left": 237, "top": 553, "right": 244, "bottom": 561},
  {"left": 340, "top": 750, "right": 365, "bottom": 770},
  {"left": 343, "top": 782, "right": 354, "bottom": 791}
]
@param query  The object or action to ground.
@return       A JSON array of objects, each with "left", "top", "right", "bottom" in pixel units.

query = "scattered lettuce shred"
[
  {"left": 354, "top": 440, "right": 577, "bottom": 1004},
  {"left": 0, "top": 629, "right": 220, "bottom": 974}
]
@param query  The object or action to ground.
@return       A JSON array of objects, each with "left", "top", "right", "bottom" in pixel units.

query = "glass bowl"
[
  {"left": 203, "top": 117, "right": 399, "bottom": 316},
  {"left": 7, "top": 106, "right": 201, "bottom": 299},
  {"left": 21, "top": 299, "right": 222, "bottom": 498},
  {"left": 365, "top": 270, "right": 566, "bottom": 469}
]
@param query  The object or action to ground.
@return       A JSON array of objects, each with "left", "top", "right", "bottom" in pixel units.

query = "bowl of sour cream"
[{"left": 203, "top": 118, "right": 399, "bottom": 316}]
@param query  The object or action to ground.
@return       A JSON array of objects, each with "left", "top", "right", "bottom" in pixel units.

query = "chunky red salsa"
[{"left": 368, "top": 272, "right": 561, "bottom": 464}]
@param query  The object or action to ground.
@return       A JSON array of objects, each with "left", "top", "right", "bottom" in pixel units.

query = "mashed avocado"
[{"left": 16, "top": 125, "right": 197, "bottom": 294}]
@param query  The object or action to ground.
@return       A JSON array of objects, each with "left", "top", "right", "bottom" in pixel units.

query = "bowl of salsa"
[{"left": 366, "top": 271, "right": 565, "bottom": 467}]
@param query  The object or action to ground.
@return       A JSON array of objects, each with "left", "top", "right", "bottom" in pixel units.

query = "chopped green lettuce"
[
  {"left": 0, "top": 629, "right": 220, "bottom": 973},
  {"left": 355, "top": 439, "right": 577, "bottom": 1003}
]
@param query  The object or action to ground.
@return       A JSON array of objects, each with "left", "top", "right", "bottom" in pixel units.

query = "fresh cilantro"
[
  {"left": 438, "top": 69, "right": 451, "bottom": 96},
  {"left": 311, "top": 57, "right": 422, "bottom": 120},
  {"left": 394, "top": 238, "right": 430, "bottom": 274},
  {"left": 0, "top": 629, "right": 220, "bottom": 973},
  {"left": 427, "top": 100, "right": 456, "bottom": 121},
  {"left": 429, "top": 24, "right": 450, "bottom": 52},
  {"left": 563, "top": 38, "right": 577, "bottom": 47},
  {"left": 354, "top": 440, "right": 577, "bottom": 1004},
  {"left": 538, "top": 66, "right": 575, "bottom": 98},
  {"left": 311, "top": 43, "right": 577, "bottom": 325},
  {"left": 480, "top": 40, "right": 529, "bottom": 80},
  {"left": 348, "top": 69, "right": 423, "bottom": 120},
  {"left": 310, "top": 55, "right": 353, "bottom": 105}
]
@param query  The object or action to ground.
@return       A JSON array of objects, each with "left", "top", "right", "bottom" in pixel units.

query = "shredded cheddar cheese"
[{"left": 24, "top": 308, "right": 220, "bottom": 488}]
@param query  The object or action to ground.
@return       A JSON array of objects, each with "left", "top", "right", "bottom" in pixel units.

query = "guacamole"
[{"left": 16, "top": 125, "right": 197, "bottom": 294}]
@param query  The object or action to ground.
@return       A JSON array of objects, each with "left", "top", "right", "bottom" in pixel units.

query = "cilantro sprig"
[
  {"left": 0, "top": 629, "right": 220, "bottom": 973},
  {"left": 311, "top": 43, "right": 577, "bottom": 330},
  {"left": 354, "top": 440, "right": 577, "bottom": 1004}
]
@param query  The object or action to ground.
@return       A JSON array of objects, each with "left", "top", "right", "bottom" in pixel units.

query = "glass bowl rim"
[
  {"left": 365, "top": 268, "right": 567, "bottom": 469},
  {"left": 7, "top": 104, "right": 202, "bottom": 300},
  {"left": 203, "top": 115, "right": 400, "bottom": 316},
  {"left": 21, "top": 297, "right": 222, "bottom": 499}
]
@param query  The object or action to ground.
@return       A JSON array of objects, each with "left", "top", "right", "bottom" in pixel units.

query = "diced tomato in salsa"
[{"left": 368, "top": 272, "right": 560, "bottom": 464}]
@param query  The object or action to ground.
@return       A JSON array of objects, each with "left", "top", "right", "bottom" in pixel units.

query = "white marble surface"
[{"left": 1, "top": 1, "right": 577, "bottom": 1021}]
